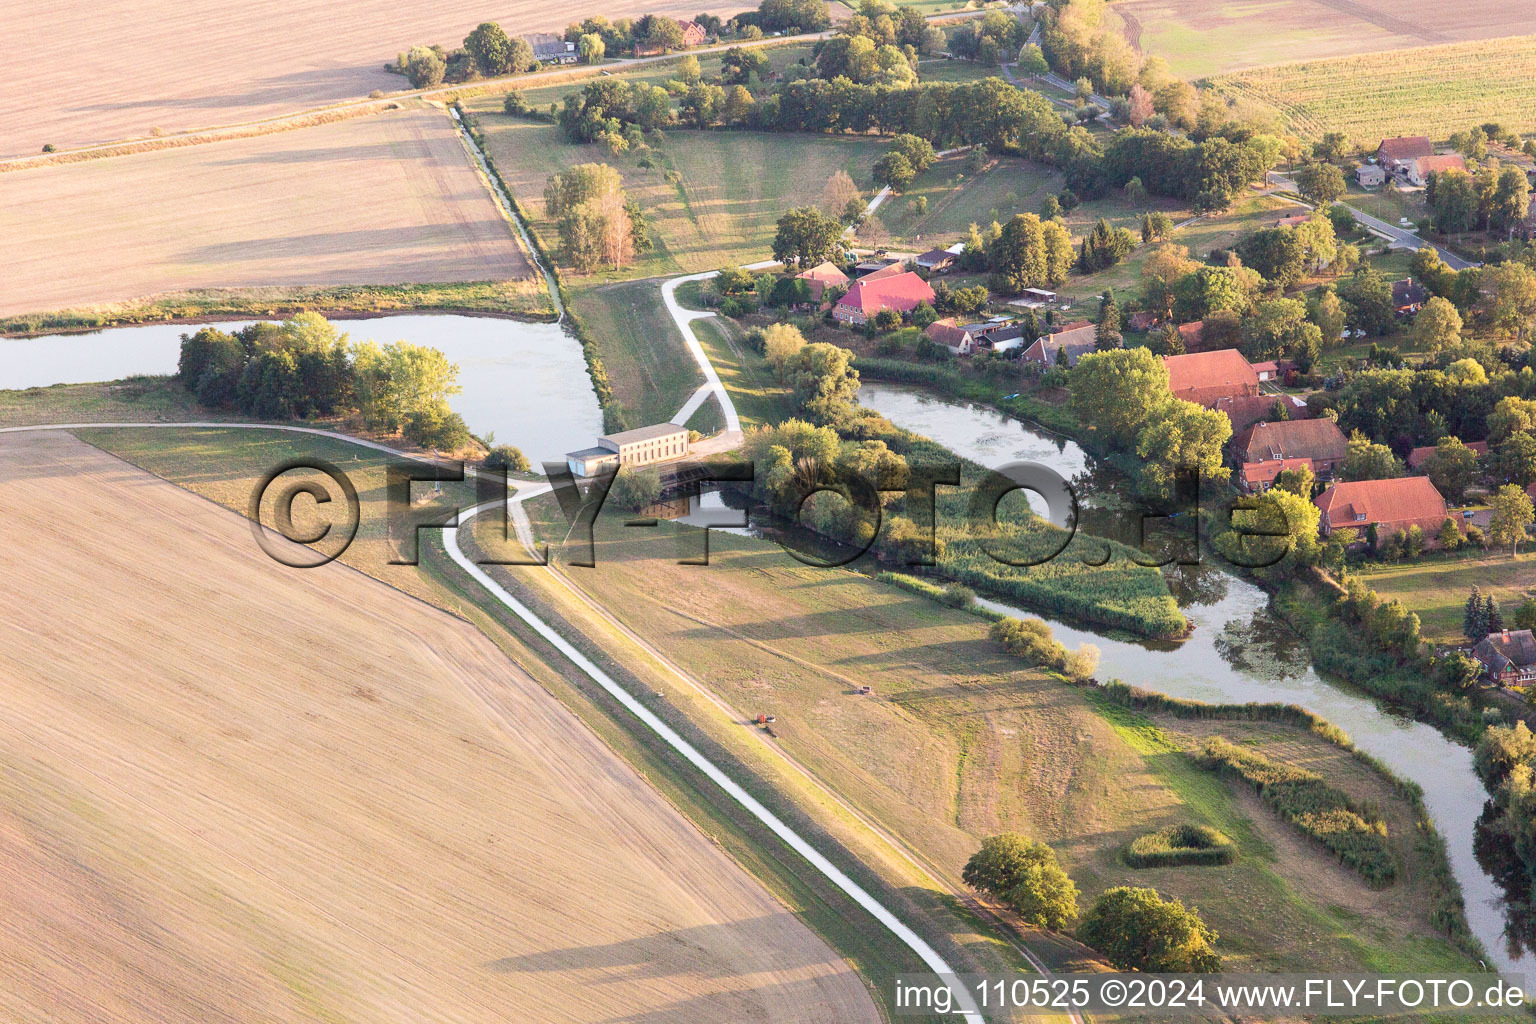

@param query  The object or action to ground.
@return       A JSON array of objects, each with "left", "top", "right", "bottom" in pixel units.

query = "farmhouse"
[
  {"left": 525, "top": 32, "right": 577, "bottom": 65},
  {"left": 796, "top": 260, "right": 849, "bottom": 304},
  {"left": 1177, "top": 320, "right": 1209, "bottom": 351},
  {"left": 1239, "top": 456, "right": 1314, "bottom": 494},
  {"left": 1212, "top": 393, "right": 1311, "bottom": 435},
  {"left": 1237, "top": 418, "right": 1349, "bottom": 478},
  {"left": 1392, "top": 278, "right": 1430, "bottom": 315},
  {"left": 566, "top": 423, "right": 690, "bottom": 478},
  {"left": 1164, "top": 349, "right": 1260, "bottom": 407},
  {"left": 832, "top": 271, "right": 935, "bottom": 326},
  {"left": 679, "top": 20, "right": 708, "bottom": 47},
  {"left": 1314, "top": 477, "right": 1448, "bottom": 546},
  {"left": 915, "top": 248, "right": 957, "bottom": 274},
  {"left": 1472, "top": 629, "right": 1536, "bottom": 686},
  {"left": 1407, "top": 153, "right": 1467, "bottom": 187},
  {"left": 1021, "top": 321, "right": 1096, "bottom": 367},
  {"left": 1406, "top": 440, "right": 1487, "bottom": 471},
  {"left": 925, "top": 318, "right": 975, "bottom": 355},
  {"left": 1357, "top": 163, "right": 1386, "bottom": 187},
  {"left": 1377, "top": 136, "right": 1434, "bottom": 176}
]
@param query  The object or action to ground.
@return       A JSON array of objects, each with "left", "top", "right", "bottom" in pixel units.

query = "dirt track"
[
  {"left": 0, "top": 107, "right": 532, "bottom": 318},
  {"left": 0, "top": 430, "right": 879, "bottom": 1024}
]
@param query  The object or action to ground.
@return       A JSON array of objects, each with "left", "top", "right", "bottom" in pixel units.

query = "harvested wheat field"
[
  {"left": 0, "top": 106, "right": 533, "bottom": 318},
  {"left": 1115, "top": 0, "right": 1536, "bottom": 76},
  {"left": 6, "top": 0, "right": 739, "bottom": 156},
  {"left": 0, "top": 429, "right": 878, "bottom": 1024}
]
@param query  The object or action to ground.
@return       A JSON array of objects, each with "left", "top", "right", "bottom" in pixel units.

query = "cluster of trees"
[
  {"left": 1091, "top": 128, "right": 1280, "bottom": 213},
  {"left": 1069, "top": 347, "right": 1231, "bottom": 497},
  {"left": 1037, "top": 0, "right": 1140, "bottom": 96},
  {"left": 175, "top": 314, "right": 471, "bottom": 449},
  {"left": 558, "top": 78, "right": 674, "bottom": 149},
  {"left": 545, "top": 163, "right": 651, "bottom": 272},
  {"left": 948, "top": 10, "right": 1027, "bottom": 65},
  {"left": 982, "top": 213, "right": 1075, "bottom": 293},
  {"left": 990, "top": 617, "right": 1100, "bottom": 681},
  {"left": 772, "top": 206, "right": 845, "bottom": 268},
  {"left": 1472, "top": 721, "right": 1536, "bottom": 953},
  {"left": 1076, "top": 217, "right": 1136, "bottom": 273},
  {"left": 962, "top": 834, "right": 1220, "bottom": 972},
  {"left": 1463, "top": 586, "right": 1507, "bottom": 641},
  {"left": 871, "top": 133, "right": 936, "bottom": 190},
  {"left": 1426, "top": 161, "right": 1532, "bottom": 237}
]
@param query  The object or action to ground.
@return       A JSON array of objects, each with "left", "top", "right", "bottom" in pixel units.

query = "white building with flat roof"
[{"left": 566, "top": 423, "right": 690, "bottom": 478}]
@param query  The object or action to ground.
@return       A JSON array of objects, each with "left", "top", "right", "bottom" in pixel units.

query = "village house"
[
  {"left": 1021, "top": 321, "right": 1096, "bottom": 367},
  {"left": 525, "top": 32, "right": 578, "bottom": 64},
  {"left": 1211, "top": 393, "right": 1312, "bottom": 435},
  {"left": 678, "top": 19, "right": 708, "bottom": 47},
  {"left": 1176, "top": 320, "right": 1210, "bottom": 351},
  {"left": 1239, "top": 456, "right": 1314, "bottom": 494},
  {"left": 915, "top": 248, "right": 957, "bottom": 274},
  {"left": 1163, "top": 349, "right": 1260, "bottom": 407},
  {"left": 1473, "top": 629, "right": 1536, "bottom": 686},
  {"left": 566, "top": 423, "right": 690, "bottom": 478},
  {"left": 1356, "top": 163, "right": 1386, "bottom": 188},
  {"left": 832, "top": 270, "right": 935, "bottom": 326},
  {"left": 1314, "top": 476, "right": 1449, "bottom": 547},
  {"left": 1377, "top": 135, "right": 1434, "bottom": 179},
  {"left": 795, "top": 260, "right": 849, "bottom": 305},
  {"left": 1406, "top": 154, "right": 1466, "bottom": 188},
  {"left": 1406, "top": 440, "right": 1487, "bottom": 472},
  {"left": 1392, "top": 278, "right": 1430, "bottom": 315},
  {"left": 1236, "top": 418, "right": 1349, "bottom": 479},
  {"left": 854, "top": 257, "right": 901, "bottom": 276}
]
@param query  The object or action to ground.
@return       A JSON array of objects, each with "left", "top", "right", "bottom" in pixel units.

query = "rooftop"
[
  {"left": 1164, "top": 349, "right": 1259, "bottom": 405},
  {"left": 1239, "top": 418, "right": 1348, "bottom": 463},
  {"left": 601, "top": 423, "right": 690, "bottom": 446},
  {"left": 1315, "top": 476, "right": 1447, "bottom": 531}
]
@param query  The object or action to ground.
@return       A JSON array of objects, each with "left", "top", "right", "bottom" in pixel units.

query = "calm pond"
[
  {"left": 0, "top": 315, "right": 603, "bottom": 464},
  {"left": 856, "top": 381, "right": 1525, "bottom": 973}
]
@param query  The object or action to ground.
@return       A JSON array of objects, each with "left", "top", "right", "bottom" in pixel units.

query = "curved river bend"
[{"left": 857, "top": 382, "right": 1523, "bottom": 973}]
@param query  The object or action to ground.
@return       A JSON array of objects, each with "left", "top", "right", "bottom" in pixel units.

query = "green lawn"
[
  {"left": 873, "top": 153, "right": 1063, "bottom": 249},
  {"left": 567, "top": 278, "right": 702, "bottom": 427},
  {"left": 1358, "top": 551, "right": 1536, "bottom": 643},
  {"left": 690, "top": 315, "right": 794, "bottom": 429}
]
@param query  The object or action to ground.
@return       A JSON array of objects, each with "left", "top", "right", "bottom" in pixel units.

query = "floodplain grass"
[
  {"left": 513, "top": 501, "right": 1486, "bottom": 974},
  {"left": 567, "top": 278, "right": 703, "bottom": 428},
  {"left": 1356, "top": 551, "right": 1536, "bottom": 643},
  {"left": 1208, "top": 35, "right": 1536, "bottom": 143}
]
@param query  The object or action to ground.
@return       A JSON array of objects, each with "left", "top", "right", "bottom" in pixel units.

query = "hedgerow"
[{"left": 1124, "top": 824, "right": 1234, "bottom": 868}]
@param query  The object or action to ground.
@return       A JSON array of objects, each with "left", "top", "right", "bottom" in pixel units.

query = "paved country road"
[{"left": 1267, "top": 172, "right": 1479, "bottom": 270}]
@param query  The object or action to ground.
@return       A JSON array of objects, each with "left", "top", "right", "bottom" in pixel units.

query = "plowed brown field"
[{"left": 0, "top": 430, "right": 878, "bottom": 1024}]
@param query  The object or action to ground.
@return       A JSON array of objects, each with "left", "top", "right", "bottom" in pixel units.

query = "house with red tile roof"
[
  {"left": 679, "top": 20, "right": 708, "bottom": 47},
  {"left": 796, "top": 261, "right": 849, "bottom": 305},
  {"left": 1377, "top": 135, "right": 1433, "bottom": 173},
  {"left": 1406, "top": 440, "right": 1487, "bottom": 472},
  {"left": 1407, "top": 154, "right": 1466, "bottom": 187},
  {"left": 1315, "top": 477, "right": 1449, "bottom": 548},
  {"left": 1236, "top": 418, "right": 1348, "bottom": 478},
  {"left": 1239, "top": 457, "right": 1314, "bottom": 494},
  {"left": 832, "top": 270, "right": 935, "bottom": 326},
  {"left": 1176, "top": 320, "right": 1211, "bottom": 351},
  {"left": 925, "top": 317, "right": 976, "bottom": 355},
  {"left": 1211, "top": 394, "right": 1312, "bottom": 435},
  {"left": 1164, "top": 349, "right": 1260, "bottom": 407}
]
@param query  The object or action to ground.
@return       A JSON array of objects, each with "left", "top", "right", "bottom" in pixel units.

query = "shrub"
[
  {"left": 991, "top": 616, "right": 1068, "bottom": 670},
  {"left": 1196, "top": 737, "right": 1396, "bottom": 885},
  {"left": 402, "top": 400, "right": 472, "bottom": 451},
  {"left": 483, "top": 444, "right": 530, "bottom": 473},
  {"left": 1078, "top": 887, "right": 1221, "bottom": 972},
  {"left": 1125, "top": 825, "right": 1235, "bottom": 868},
  {"left": 940, "top": 582, "right": 976, "bottom": 608}
]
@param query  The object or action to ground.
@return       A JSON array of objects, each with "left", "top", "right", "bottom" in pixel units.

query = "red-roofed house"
[
  {"left": 1240, "top": 457, "right": 1314, "bottom": 494},
  {"left": 1407, "top": 154, "right": 1466, "bottom": 187},
  {"left": 1406, "top": 440, "right": 1487, "bottom": 472},
  {"left": 679, "top": 20, "right": 708, "bottom": 47},
  {"left": 796, "top": 261, "right": 849, "bottom": 305},
  {"left": 1164, "top": 349, "right": 1260, "bottom": 407},
  {"left": 1177, "top": 320, "right": 1210, "bottom": 351},
  {"left": 1315, "top": 477, "right": 1449, "bottom": 547},
  {"left": 1377, "top": 136, "right": 1433, "bottom": 175},
  {"left": 1212, "top": 393, "right": 1312, "bottom": 435},
  {"left": 833, "top": 271, "right": 935, "bottom": 326},
  {"left": 1236, "top": 418, "right": 1348, "bottom": 478}
]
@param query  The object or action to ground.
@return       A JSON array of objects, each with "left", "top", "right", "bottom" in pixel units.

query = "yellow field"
[
  {"left": 5, "top": 0, "right": 742, "bottom": 156},
  {"left": 0, "top": 106, "right": 534, "bottom": 318},
  {"left": 1117, "top": 0, "right": 1536, "bottom": 77},
  {"left": 0, "top": 430, "right": 878, "bottom": 1024}
]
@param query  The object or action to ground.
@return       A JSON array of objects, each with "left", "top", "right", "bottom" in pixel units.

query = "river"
[
  {"left": 0, "top": 315, "right": 603, "bottom": 465},
  {"left": 855, "top": 381, "right": 1524, "bottom": 973}
]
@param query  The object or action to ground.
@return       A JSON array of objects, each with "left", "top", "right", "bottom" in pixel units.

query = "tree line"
[{"left": 175, "top": 313, "right": 472, "bottom": 450}]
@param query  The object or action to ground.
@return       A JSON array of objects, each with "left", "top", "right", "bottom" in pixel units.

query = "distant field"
[
  {"left": 0, "top": 430, "right": 878, "bottom": 1024},
  {"left": 1117, "top": 0, "right": 1536, "bottom": 77},
  {"left": 0, "top": 106, "right": 534, "bottom": 318},
  {"left": 1357, "top": 552, "right": 1536, "bottom": 643},
  {"left": 1208, "top": 35, "right": 1536, "bottom": 143},
  {"left": 467, "top": 111, "right": 888, "bottom": 278},
  {"left": 5, "top": 0, "right": 743, "bottom": 155}
]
